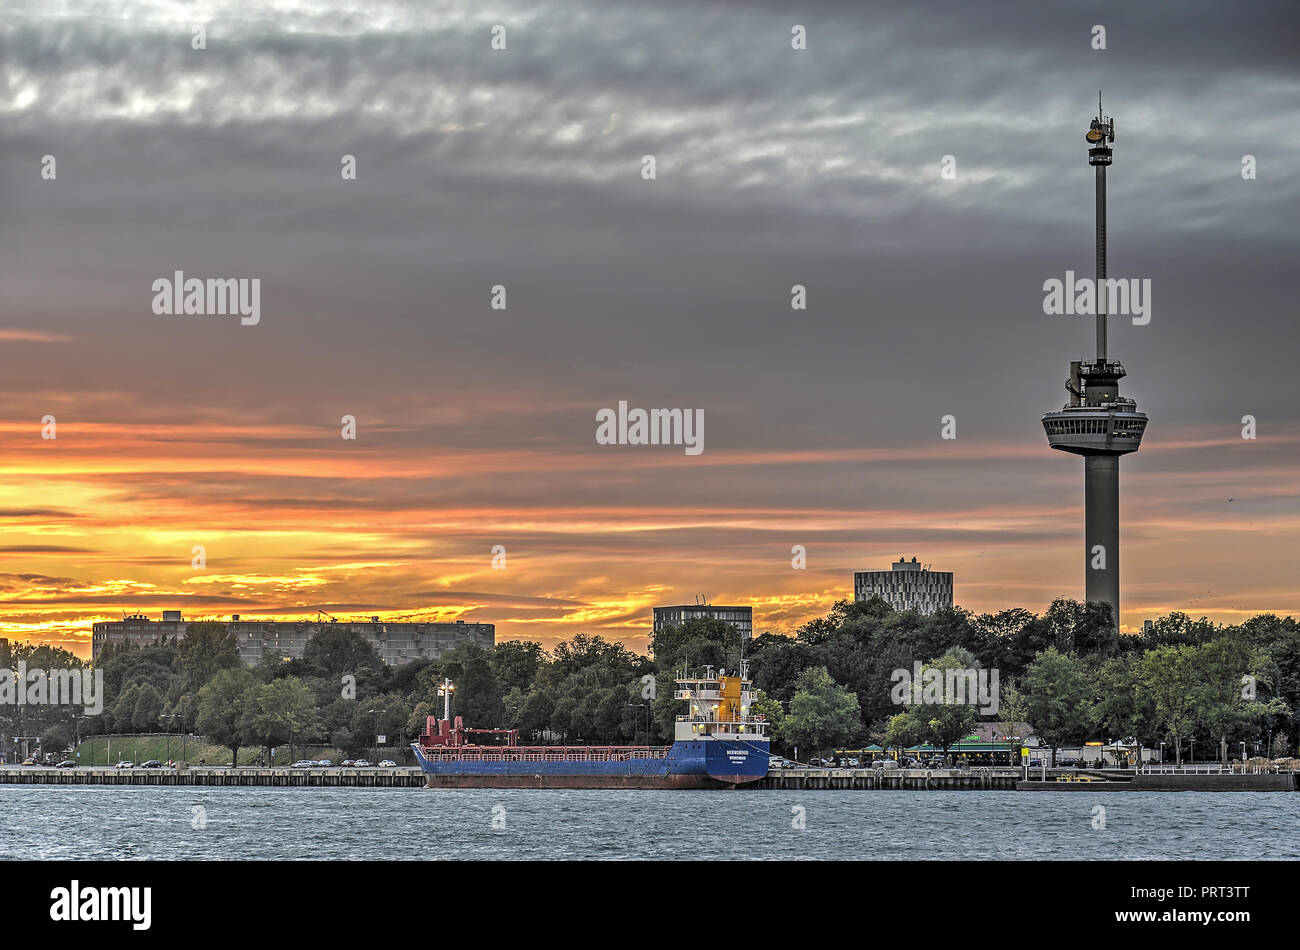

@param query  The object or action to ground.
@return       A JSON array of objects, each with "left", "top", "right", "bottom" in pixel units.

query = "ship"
[{"left": 411, "top": 662, "right": 770, "bottom": 788}]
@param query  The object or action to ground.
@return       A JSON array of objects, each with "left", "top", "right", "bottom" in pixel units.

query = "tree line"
[{"left": 3, "top": 598, "right": 1296, "bottom": 765}]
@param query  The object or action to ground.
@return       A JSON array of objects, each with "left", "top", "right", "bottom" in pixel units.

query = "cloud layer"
[{"left": 1, "top": 0, "right": 1296, "bottom": 654}]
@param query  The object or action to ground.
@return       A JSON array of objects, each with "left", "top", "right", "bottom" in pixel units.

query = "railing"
[
  {"left": 1137, "top": 764, "right": 1233, "bottom": 775},
  {"left": 417, "top": 746, "right": 672, "bottom": 762}
]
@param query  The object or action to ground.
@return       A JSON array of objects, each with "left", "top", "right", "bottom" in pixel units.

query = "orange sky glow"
[{"left": 1, "top": 411, "right": 1295, "bottom": 659}]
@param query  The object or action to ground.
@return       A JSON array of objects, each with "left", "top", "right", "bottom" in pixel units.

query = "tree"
[
  {"left": 751, "top": 690, "right": 786, "bottom": 752},
  {"left": 882, "top": 711, "right": 926, "bottom": 759},
  {"left": 1139, "top": 645, "right": 1200, "bottom": 764},
  {"left": 176, "top": 622, "right": 239, "bottom": 693},
  {"left": 112, "top": 683, "right": 142, "bottom": 732},
  {"left": 196, "top": 667, "right": 257, "bottom": 767},
  {"left": 492, "top": 641, "right": 547, "bottom": 693},
  {"left": 132, "top": 682, "right": 165, "bottom": 733},
  {"left": 906, "top": 654, "right": 980, "bottom": 759},
  {"left": 1020, "top": 647, "right": 1091, "bottom": 766},
  {"left": 781, "top": 666, "right": 861, "bottom": 756},
  {"left": 1091, "top": 653, "right": 1149, "bottom": 744},
  {"left": 406, "top": 700, "right": 434, "bottom": 739},
  {"left": 1195, "top": 639, "right": 1290, "bottom": 763},
  {"left": 242, "top": 677, "right": 318, "bottom": 765},
  {"left": 301, "top": 627, "right": 383, "bottom": 678}
]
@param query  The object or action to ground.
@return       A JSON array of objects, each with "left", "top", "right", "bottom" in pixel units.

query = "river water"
[{"left": 3, "top": 787, "right": 1295, "bottom": 860}]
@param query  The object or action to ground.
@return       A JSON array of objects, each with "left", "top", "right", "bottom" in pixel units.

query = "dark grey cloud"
[{"left": 1, "top": 0, "right": 1296, "bottom": 523}]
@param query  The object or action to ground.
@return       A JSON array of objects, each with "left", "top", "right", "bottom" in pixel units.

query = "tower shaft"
[
  {"left": 1084, "top": 455, "right": 1120, "bottom": 617},
  {"left": 1088, "top": 124, "right": 1117, "bottom": 623}
]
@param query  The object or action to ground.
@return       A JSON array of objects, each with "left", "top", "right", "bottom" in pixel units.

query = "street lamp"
[
  {"left": 165, "top": 714, "right": 175, "bottom": 765},
  {"left": 627, "top": 703, "right": 647, "bottom": 745},
  {"left": 436, "top": 678, "right": 455, "bottom": 721},
  {"left": 368, "top": 708, "right": 378, "bottom": 765}
]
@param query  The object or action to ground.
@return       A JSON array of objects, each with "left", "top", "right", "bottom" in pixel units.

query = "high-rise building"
[
  {"left": 1041, "top": 98, "right": 1148, "bottom": 630},
  {"left": 231, "top": 617, "right": 495, "bottom": 666},
  {"left": 854, "top": 557, "right": 954, "bottom": 614},
  {"left": 653, "top": 604, "right": 753, "bottom": 640},
  {"left": 90, "top": 612, "right": 494, "bottom": 665},
  {"left": 91, "top": 611, "right": 188, "bottom": 657}
]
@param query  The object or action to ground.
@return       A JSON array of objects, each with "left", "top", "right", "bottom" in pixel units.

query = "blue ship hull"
[{"left": 412, "top": 738, "right": 769, "bottom": 789}]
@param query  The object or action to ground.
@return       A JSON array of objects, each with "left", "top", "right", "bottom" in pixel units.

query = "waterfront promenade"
[
  {"left": 0, "top": 765, "right": 425, "bottom": 787},
  {"left": 2, "top": 764, "right": 1292, "bottom": 790}
]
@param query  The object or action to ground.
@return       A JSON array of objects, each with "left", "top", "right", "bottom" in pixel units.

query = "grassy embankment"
[{"left": 69, "top": 735, "right": 350, "bottom": 767}]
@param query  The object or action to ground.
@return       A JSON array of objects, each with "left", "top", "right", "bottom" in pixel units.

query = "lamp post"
[
  {"left": 368, "top": 708, "right": 378, "bottom": 765},
  {"left": 627, "top": 704, "right": 647, "bottom": 745},
  {"left": 437, "top": 678, "right": 455, "bottom": 721}
]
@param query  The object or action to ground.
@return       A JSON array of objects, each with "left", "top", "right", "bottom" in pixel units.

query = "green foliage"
[
  {"left": 301, "top": 627, "right": 384, "bottom": 679},
  {"left": 241, "top": 676, "right": 319, "bottom": 762},
  {"left": 176, "top": 622, "right": 239, "bottom": 693},
  {"left": 882, "top": 711, "right": 925, "bottom": 754},
  {"left": 196, "top": 666, "right": 257, "bottom": 767},
  {"left": 1020, "top": 647, "right": 1091, "bottom": 757},
  {"left": 8, "top": 598, "right": 1296, "bottom": 767},
  {"left": 780, "top": 666, "right": 861, "bottom": 754}
]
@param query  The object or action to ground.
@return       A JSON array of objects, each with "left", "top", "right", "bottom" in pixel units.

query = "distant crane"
[{"left": 316, "top": 608, "right": 339, "bottom": 623}]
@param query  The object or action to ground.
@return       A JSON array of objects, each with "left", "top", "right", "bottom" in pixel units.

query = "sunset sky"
[{"left": 2, "top": 0, "right": 1297, "bottom": 658}]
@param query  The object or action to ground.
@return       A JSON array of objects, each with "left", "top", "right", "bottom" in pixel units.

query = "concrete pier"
[
  {"left": 2, "top": 765, "right": 1292, "bottom": 790},
  {"left": 0, "top": 766, "right": 425, "bottom": 787},
  {"left": 757, "top": 768, "right": 1021, "bottom": 790}
]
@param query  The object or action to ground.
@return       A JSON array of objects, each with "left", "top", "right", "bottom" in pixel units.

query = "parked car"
[
  {"left": 341, "top": 759, "right": 357, "bottom": 767},
  {"left": 352, "top": 758, "right": 371, "bottom": 768},
  {"left": 1029, "top": 758, "right": 1044, "bottom": 767},
  {"left": 874, "top": 759, "right": 899, "bottom": 770},
  {"left": 925, "top": 758, "right": 945, "bottom": 769},
  {"left": 377, "top": 760, "right": 397, "bottom": 768},
  {"left": 290, "top": 760, "right": 315, "bottom": 769},
  {"left": 1058, "top": 758, "right": 1082, "bottom": 768},
  {"left": 114, "top": 761, "right": 134, "bottom": 769},
  {"left": 846, "top": 757, "right": 861, "bottom": 767},
  {"left": 316, "top": 759, "right": 334, "bottom": 767},
  {"left": 21, "top": 758, "right": 37, "bottom": 766},
  {"left": 55, "top": 759, "right": 77, "bottom": 769},
  {"left": 139, "top": 760, "right": 163, "bottom": 768}
]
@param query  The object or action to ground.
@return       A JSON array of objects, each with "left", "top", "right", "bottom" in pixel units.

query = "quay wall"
[{"left": 1, "top": 766, "right": 1292, "bottom": 790}]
